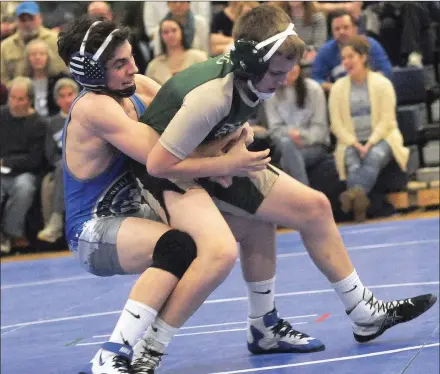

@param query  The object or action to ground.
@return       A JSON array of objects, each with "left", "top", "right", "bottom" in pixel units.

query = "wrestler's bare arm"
[
  {"left": 148, "top": 118, "right": 269, "bottom": 180},
  {"left": 83, "top": 94, "right": 160, "bottom": 164}
]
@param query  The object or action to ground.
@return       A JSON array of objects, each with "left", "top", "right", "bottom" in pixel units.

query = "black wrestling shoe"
[{"left": 348, "top": 293, "right": 437, "bottom": 343}]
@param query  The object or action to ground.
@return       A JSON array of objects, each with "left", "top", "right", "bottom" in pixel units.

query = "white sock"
[
  {"left": 332, "top": 269, "right": 372, "bottom": 312},
  {"left": 102, "top": 299, "right": 157, "bottom": 360},
  {"left": 135, "top": 317, "right": 179, "bottom": 355},
  {"left": 246, "top": 277, "right": 276, "bottom": 318}
]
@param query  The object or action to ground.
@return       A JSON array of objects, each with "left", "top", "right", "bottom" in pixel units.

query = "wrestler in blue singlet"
[{"left": 63, "top": 91, "right": 147, "bottom": 251}]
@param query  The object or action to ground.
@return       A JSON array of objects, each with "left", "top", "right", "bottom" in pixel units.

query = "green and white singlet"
[{"left": 135, "top": 53, "right": 279, "bottom": 223}]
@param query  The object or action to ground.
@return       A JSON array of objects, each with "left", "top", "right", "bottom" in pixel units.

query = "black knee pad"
[{"left": 151, "top": 229, "right": 197, "bottom": 279}]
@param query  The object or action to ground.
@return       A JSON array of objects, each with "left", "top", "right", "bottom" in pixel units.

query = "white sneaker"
[
  {"left": 348, "top": 293, "right": 437, "bottom": 343},
  {"left": 79, "top": 342, "right": 133, "bottom": 374},
  {"left": 407, "top": 52, "right": 423, "bottom": 67},
  {"left": 1, "top": 233, "right": 11, "bottom": 254},
  {"left": 37, "top": 212, "right": 63, "bottom": 243},
  {"left": 131, "top": 337, "right": 164, "bottom": 374}
]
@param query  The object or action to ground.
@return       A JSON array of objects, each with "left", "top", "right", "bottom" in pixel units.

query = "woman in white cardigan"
[{"left": 329, "top": 36, "right": 409, "bottom": 222}]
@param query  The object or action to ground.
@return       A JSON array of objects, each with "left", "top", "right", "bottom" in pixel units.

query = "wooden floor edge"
[{"left": 2, "top": 209, "right": 439, "bottom": 264}]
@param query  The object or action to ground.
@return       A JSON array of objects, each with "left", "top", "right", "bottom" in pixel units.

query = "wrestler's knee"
[
  {"left": 301, "top": 190, "right": 333, "bottom": 224},
  {"left": 150, "top": 229, "right": 197, "bottom": 279},
  {"left": 198, "top": 235, "right": 238, "bottom": 274}
]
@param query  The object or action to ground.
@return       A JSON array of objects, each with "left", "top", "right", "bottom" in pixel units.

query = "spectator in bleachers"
[
  {"left": 276, "top": 2, "right": 327, "bottom": 64},
  {"left": 314, "top": 1, "right": 363, "bottom": 22},
  {"left": 263, "top": 63, "right": 330, "bottom": 186},
  {"left": 38, "top": 2, "right": 86, "bottom": 33},
  {"left": 1, "top": 2, "right": 19, "bottom": 41},
  {"left": 21, "top": 39, "right": 70, "bottom": 117},
  {"left": 311, "top": 10, "right": 392, "bottom": 93},
  {"left": 0, "top": 82, "right": 7, "bottom": 105},
  {"left": 0, "top": 77, "right": 46, "bottom": 254},
  {"left": 329, "top": 36, "right": 409, "bottom": 222},
  {"left": 38, "top": 78, "right": 79, "bottom": 243},
  {"left": 210, "top": 1, "right": 260, "bottom": 56},
  {"left": 0, "top": 1, "right": 68, "bottom": 86},
  {"left": 210, "top": 1, "right": 239, "bottom": 56},
  {"left": 314, "top": 1, "right": 364, "bottom": 37},
  {"left": 146, "top": 18, "right": 207, "bottom": 85},
  {"left": 143, "top": 1, "right": 211, "bottom": 44},
  {"left": 153, "top": 1, "right": 210, "bottom": 56},
  {"left": 87, "top": 1, "right": 113, "bottom": 22},
  {"left": 365, "top": 2, "right": 440, "bottom": 67}
]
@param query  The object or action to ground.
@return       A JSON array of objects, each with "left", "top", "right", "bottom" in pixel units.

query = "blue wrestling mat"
[{"left": 1, "top": 217, "right": 439, "bottom": 374}]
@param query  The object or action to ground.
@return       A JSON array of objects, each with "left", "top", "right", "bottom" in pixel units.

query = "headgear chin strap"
[
  {"left": 247, "top": 80, "right": 275, "bottom": 101},
  {"left": 69, "top": 21, "right": 120, "bottom": 92},
  {"left": 103, "top": 84, "right": 137, "bottom": 98},
  {"left": 230, "top": 23, "right": 298, "bottom": 80}
]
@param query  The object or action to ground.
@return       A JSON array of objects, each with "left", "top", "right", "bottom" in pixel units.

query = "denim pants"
[
  {"left": 275, "top": 137, "right": 328, "bottom": 185},
  {"left": 0, "top": 172, "right": 37, "bottom": 237},
  {"left": 53, "top": 160, "right": 65, "bottom": 214},
  {"left": 344, "top": 140, "right": 393, "bottom": 194}
]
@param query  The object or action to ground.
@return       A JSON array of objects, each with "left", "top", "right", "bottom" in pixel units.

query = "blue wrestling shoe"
[
  {"left": 247, "top": 308, "right": 325, "bottom": 354},
  {"left": 79, "top": 342, "right": 133, "bottom": 374}
]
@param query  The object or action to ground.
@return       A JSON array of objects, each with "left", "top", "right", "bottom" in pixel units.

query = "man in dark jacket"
[
  {"left": 0, "top": 76, "right": 46, "bottom": 253},
  {"left": 38, "top": 78, "right": 79, "bottom": 243}
]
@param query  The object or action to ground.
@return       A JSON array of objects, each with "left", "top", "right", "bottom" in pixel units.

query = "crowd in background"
[{"left": 1, "top": 1, "right": 440, "bottom": 255}]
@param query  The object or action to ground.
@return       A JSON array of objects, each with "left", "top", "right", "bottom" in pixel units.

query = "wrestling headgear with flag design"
[{"left": 69, "top": 21, "right": 119, "bottom": 92}]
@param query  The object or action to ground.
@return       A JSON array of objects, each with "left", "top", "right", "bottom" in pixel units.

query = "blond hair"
[{"left": 22, "top": 39, "right": 63, "bottom": 78}]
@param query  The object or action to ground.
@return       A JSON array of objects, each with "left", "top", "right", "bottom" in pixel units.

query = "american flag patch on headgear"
[{"left": 69, "top": 21, "right": 119, "bottom": 91}]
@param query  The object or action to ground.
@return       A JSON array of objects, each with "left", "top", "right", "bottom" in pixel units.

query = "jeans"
[
  {"left": 275, "top": 137, "right": 328, "bottom": 185},
  {"left": 0, "top": 172, "right": 37, "bottom": 237},
  {"left": 344, "top": 140, "right": 393, "bottom": 194},
  {"left": 53, "top": 160, "right": 64, "bottom": 214}
]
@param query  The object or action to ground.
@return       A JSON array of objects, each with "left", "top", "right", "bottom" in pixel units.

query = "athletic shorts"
[
  {"left": 133, "top": 161, "right": 280, "bottom": 225},
  {"left": 75, "top": 204, "right": 161, "bottom": 276}
]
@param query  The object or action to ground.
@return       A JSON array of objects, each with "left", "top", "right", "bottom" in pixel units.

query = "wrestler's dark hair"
[{"left": 58, "top": 15, "right": 131, "bottom": 67}]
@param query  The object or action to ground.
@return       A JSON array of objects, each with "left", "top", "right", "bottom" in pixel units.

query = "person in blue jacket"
[{"left": 312, "top": 10, "right": 392, "bottom": 93}]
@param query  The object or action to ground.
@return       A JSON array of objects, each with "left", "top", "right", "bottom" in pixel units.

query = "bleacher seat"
[{"left": 391, "top": 66, "right": 426, "bottom": 106}]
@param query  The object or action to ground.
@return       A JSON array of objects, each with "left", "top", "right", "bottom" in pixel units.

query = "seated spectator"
[
  {"left": 210, "top": 1, "right": 259, "bottom": 56},
  {"left": 87, "top": 1, "right": 113, "bottom": 22},
  {"left": 314, "top": 1, "right": 363, "bottom": 21},
  {"left": 0, "top": 82, "right": 7, "bottom": 105},
  {"left": 311, "top": 10, "right": 392, "bottom": 93},
  {"left": 38, "top": 2, "right": 86, "bottom": 33},
  {"left": 263, "top": 63, "right": 330, "bottom": 186},
  {"left": 314, "top": 1, "right": 364, "bottom": 36},
  {"left": 153, "top": 1, "right": 210, "bottom": 56},
  {"left": 276, "top": 1, "right": 327, "bottom": 63},
  {"left": 1, "top": 1, "right": 18, "bottom": 41},
  {"left": 143, "top": 1, "right": 211, "bottom": 43},
  {"left": 38, "top": 78, "right": 79, "bottom": 243},
  {"left": 366, "top": 2, "right": 439, "bottom": 67},
  {"left": 0, "top": 1, "right": 68, "bottom": 86},
  {"left": 0, "top": 77, "right": 46, "bottom": 254},
  {"left": 146, "top": 18, "right": 207, "bottom": 85},
  {"left": 329, "top": 36, "right": 409, "bottom": 222},
  {"left": 21, "top": 38, "right": 70, "bottom": 117}
]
